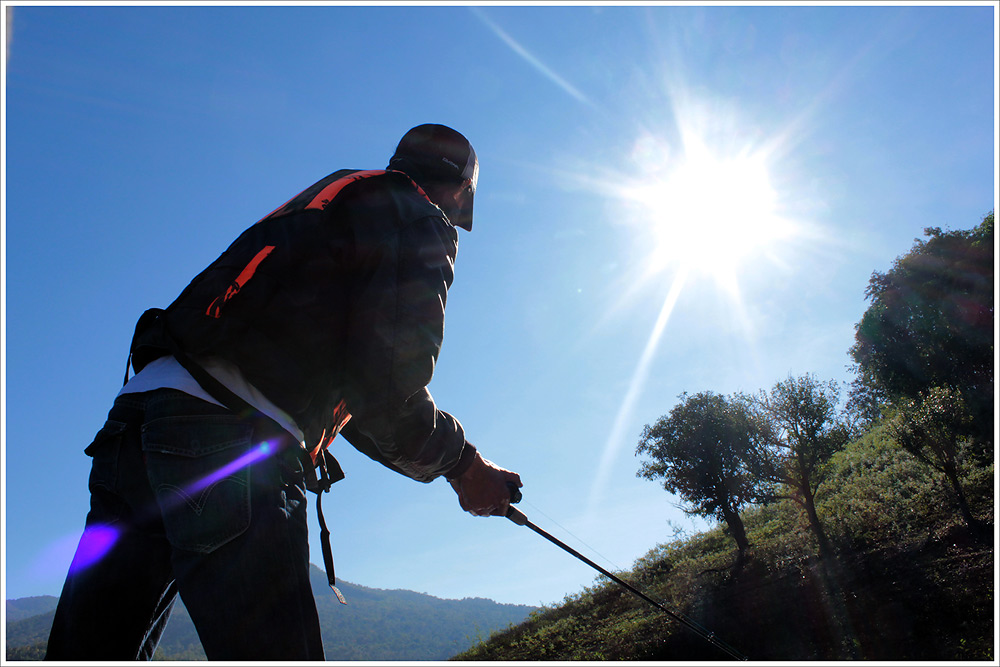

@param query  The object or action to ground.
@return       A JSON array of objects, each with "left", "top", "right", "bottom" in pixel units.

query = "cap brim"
[{"left": 454, "top": 188, "right": 474, "bottom": 231}]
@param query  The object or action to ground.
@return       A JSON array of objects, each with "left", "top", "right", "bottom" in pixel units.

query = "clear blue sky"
[{"left": 3, "top": 2, "right": 996, "bottom": 609}]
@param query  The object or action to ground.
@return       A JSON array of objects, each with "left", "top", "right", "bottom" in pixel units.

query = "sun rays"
[
  {"left": 470, "top": 7, "right": 809, "bottom": 511},
  {"left": 586, "top": 98, "right": 807, "bottom": 508}
]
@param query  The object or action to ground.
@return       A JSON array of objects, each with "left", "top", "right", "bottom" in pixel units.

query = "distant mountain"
[
  {"left": 5, "top": 566, "right": 536, "bottom": 661},
  {"left": 5, "top": 599, "right": 58, "bottom": 660},
  {"left": 6, "top": 597, "right": 59, "bottom": 623}
]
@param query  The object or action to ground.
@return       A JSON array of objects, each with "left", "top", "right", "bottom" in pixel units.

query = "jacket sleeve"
[{"left": 339, "top": 206, "right": 475, "bottom": 483}]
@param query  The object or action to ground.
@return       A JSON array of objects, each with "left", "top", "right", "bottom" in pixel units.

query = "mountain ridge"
[{"left": 5, "top": 565, "right": 536, "bottom": 661}]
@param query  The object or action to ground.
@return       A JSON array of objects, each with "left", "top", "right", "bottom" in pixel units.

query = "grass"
[{"left": 454, "top": 426, "right": 994, "bottom": 661}]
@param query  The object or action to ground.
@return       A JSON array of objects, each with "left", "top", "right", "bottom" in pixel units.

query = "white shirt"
[{"left": 119, "top": 355, "right": 305, "bottom": 445}]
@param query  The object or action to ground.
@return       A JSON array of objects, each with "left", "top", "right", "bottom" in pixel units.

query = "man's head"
[{"left": 388, "top": 124, "right": 478, "bottom": 231}]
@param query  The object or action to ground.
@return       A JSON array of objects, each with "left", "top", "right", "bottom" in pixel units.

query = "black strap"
[
  {"left": 313, "top": 449, "right": 346, "bottom": 604},
  {"left": 125, "top": 308, "right": 167, "bottom": 387}
]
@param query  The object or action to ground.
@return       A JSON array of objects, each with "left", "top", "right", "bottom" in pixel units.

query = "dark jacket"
[{"left": 131, "top": 169, "right": 476, "bottom": 482}]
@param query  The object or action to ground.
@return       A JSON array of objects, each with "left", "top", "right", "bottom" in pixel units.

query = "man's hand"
[{"left": 449, "top": 452, "right": 522, "bottom": 517}]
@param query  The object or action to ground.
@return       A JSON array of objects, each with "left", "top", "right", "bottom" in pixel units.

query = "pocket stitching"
[
  {"left": 84, "top": 419, "right": 128, "bottom": 456},
  {"left": 141, "top": 417, "right": 254, "bottom": 553},
  {"left": 141, "top": 416, "right": 253, "bottom": 457}
]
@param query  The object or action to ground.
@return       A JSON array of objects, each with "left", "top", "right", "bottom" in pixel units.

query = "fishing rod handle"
[
  {"left": 506, "top": 505, "right": 529, "bottom": 526},
  {"left": 505, "top": 482, "right": 528, "bottom": 525}
]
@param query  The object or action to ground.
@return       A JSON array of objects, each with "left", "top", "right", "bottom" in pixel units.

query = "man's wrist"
[{"left": 444, "top": 442, "right": 478, "bottom": 480}]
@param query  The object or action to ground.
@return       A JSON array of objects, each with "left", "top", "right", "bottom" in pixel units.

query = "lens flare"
[
  {"left": 183, "top": 441, "right": 274, "bottom": 496},
  {"left": 67, "top": 524, "right": 120, "bottom": 574},
  {"left": 61, "top": 441, "right": 276, "bottom": 574},
  {"left": 589, "top": 268, "right": 688, "bottom": 510}
]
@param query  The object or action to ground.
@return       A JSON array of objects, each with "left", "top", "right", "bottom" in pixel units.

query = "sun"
[
  {"left": 627, "top": 136, "right": 792, "bottom": 293},
  {"left": 586, "top": 83, "right": 811, "bottom": 509}
]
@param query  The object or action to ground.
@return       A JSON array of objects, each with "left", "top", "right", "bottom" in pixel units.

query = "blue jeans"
[{"left": 45, "top": 389, "right": 326, "bottom": 660}]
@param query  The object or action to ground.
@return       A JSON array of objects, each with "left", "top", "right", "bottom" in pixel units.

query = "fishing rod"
[{"left": 504, "top": 486, "right": 748, "bottom": 661}]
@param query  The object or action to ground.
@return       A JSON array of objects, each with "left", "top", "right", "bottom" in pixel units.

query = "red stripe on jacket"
[
  {"left": 305, "top": 170, "right": 389, "bottom": 211},
  {"left": 206, "top": 245, "right": 276, "bottom": 318}
]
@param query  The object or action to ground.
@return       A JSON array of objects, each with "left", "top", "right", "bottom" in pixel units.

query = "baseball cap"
[{"left": 389, "top": 124, "right": 478, "bottom": 230}]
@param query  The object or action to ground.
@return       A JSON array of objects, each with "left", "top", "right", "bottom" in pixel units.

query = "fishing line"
[{"left": 521, "top": 499, "right": 624, "bottom": 574}]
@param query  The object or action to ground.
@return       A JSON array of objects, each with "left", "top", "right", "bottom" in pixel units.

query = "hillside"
[
  {"left": 455, "top": 427, "right": 995, "bottom": 661},
  {"left": 5, "top": 567, "right": 535, "bottom": 661}
]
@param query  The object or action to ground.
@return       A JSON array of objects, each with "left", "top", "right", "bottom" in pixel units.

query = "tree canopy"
[
  {"left": 636, "top": 392, "right": 772, "bottom": 557},
  {"left": 849, "top": 212, "right": 993, "bottom": 439},
  {"left": 886, "top": 386, "right": 985, "bottom": 535},
  {"left": 756, "top": 374, "right": 849, "bottom": 558}
]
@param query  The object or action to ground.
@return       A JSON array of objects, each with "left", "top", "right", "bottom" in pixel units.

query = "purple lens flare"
[
  {"left": 67, "top": 524, "right": 120, "bottom": 574},
  {"left": 182, "top": 440, "right": 274, "bottom": 496},
  {"left": 63, "top": 440, "right": 276, "bottom": 573}
]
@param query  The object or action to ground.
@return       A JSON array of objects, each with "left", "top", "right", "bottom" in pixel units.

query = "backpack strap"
[
  {"left": 313, "top": 449, "right": 347, "bottom": 605},
  {"left": 125, "top": 308, "right": 167, "bottom": 386}
]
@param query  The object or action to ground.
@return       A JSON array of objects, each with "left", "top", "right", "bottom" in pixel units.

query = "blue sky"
[{"left": 2, "top": 2, "right": 996, "bottom": 610}]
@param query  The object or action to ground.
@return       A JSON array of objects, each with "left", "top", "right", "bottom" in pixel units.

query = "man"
[{"left": 45, "top": 124, "right": 522, "bottom": 661}]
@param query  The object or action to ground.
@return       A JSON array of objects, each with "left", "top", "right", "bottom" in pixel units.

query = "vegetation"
[
  {"left": 636, "top": 391, "right": 772, "bottom": 561},
  {"left": 305, "top": 573, "right": 535, "bottom": 661},
  {"left": 456, "top": 212, "right": 993, "bottom": 661},
  {"left": 849, "top": 212, "right": 993, "bottom": 443},
  {"left": 755, "top": 374, "right": 850, "bottom": 560},
  {"left": 455, "top": 424, "right": 993, "bottom": 660},
  {"left": 887, "top": 385, "right": 987, "bottom": 536}
]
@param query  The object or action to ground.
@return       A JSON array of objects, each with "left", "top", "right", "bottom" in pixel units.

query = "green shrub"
[
  {"left": 818, "top": 420, "right": 993, "bottom": 548},
  {"left": 455, "top": 415, "right": 994, "bottom": 661}
]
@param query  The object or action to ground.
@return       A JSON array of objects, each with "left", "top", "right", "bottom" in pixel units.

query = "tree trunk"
[
  {"left": 942, "top": 460, "right": 983, "bottom": 536},
  {"left": 801, "top": 482, "right": 834, "bottom": 559},
  {"left": 721, "top": 503, "right": 750, "bottom": 560},
  {"left": 790, "top": 455, "right": 834, "bottom": 559}
]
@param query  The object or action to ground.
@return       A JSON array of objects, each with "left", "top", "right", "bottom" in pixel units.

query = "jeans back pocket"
[
  {"left": 141, "top": 415, "right": 255, "bottom": 553},
  {"left": 84, "top": 419, "right": 128, "bottom": 495}
]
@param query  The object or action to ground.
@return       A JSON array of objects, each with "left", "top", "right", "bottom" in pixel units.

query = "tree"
[
  {"left": 636, "top": 392, "right": 772, "bottom": 561},
  {"left": 886, "top": 385, "right": 985, "bottom": 536},
  {"left": 756, "top": 375, "right": 849, "bottom": 559},
  {"left": 849, "top": 212, "right": 993, "bottom": 445}
]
